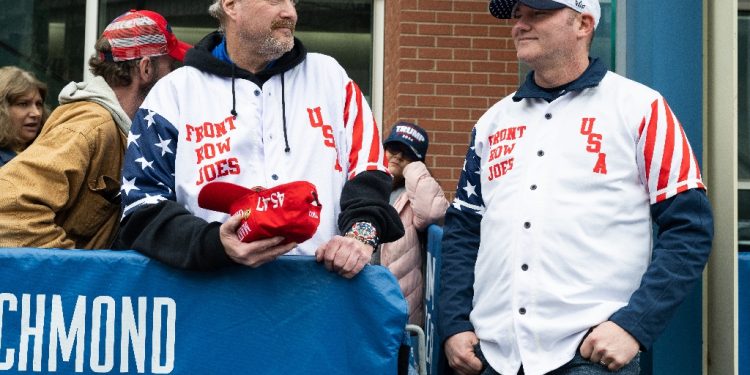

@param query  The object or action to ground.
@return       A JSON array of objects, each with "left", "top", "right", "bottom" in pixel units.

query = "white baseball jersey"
[
  {"left": 121, "top": 53, "right": 387, "bottom": 255},
  {"left": 455, "top": 70, "right": 704, "bottom": 375}
]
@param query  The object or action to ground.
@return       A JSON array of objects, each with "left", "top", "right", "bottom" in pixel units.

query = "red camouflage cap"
[
  {"left": 198, "top": 181, "right": 322, "bottom": 245},
  {"left": 100, "top": 9, "right": 191, "bottom": 62}
]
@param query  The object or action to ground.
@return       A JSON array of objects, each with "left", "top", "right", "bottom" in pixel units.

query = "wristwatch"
[{"left": 345, "top": 222, "right": 380, "bottom": 250}]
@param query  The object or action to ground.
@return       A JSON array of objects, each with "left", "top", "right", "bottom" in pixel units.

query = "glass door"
[{"left": 739, "top": 12, "right": 750, "bottom": 251}]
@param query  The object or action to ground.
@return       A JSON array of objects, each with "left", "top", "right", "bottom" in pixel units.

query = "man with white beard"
[{"left": 115, "top": 0, "right": 404, "bottom": 277}]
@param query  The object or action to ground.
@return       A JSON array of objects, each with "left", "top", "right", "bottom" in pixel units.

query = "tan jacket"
[
  {"left": 380, "top": 161, "right": 450, "bottom": 327},
  {"left": 0, "top": 100, "right": 126, "bottom": 249}
]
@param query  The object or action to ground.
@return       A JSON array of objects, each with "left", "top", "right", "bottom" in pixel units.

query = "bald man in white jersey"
[{"left": 438, "top": 1, "right": 714, "bottom": 374}]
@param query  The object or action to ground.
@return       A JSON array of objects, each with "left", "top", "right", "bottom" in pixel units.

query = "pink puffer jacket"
[{"left": 380, "top": 161, "right": 449, "bottom": 327}]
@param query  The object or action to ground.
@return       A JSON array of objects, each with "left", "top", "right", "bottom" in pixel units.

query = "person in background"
[
  {"left": 438, "top": 0, "right": 714, "bottom": 374},
  {"left": 378, "top": 121, "right": 449, "bottom": 327},
  {"left": 0, "top": 66, "right": 48, "bottom": 167},
  {"left": 0, "top": 10, "right": 189, "bottom": 249},
  {"left": 114, "top": 0, "right": 404, "bottom": 278}
]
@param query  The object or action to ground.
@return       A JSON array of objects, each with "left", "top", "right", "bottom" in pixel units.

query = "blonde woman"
[{"left": 0, "top": 66, "right": 48, "bottom": 167}]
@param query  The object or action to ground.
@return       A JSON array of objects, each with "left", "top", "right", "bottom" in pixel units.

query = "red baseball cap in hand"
[{"left": 198, "top": 181, "right": 322, "bottom": 245}]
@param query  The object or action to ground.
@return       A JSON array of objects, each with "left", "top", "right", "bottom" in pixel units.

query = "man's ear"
[
  {"left": 136, "top": 57, "right": 153, "bottom": 84},
  {"left": 579, "top": 13, "right": 596, "bottom": 37},
  {"left": 223, "top": 0, "right": 237, "bottom": 18}
]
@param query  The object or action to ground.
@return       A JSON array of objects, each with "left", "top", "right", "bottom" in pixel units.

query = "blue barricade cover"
[
  {"left": 740, "top": 253, "right": 750, "bottom": 375},
  {"left": 425, "top": 224, "right": 445, "bottom": 375},
  {"left": 0, "top": 248, "right": 408, "bottom": 374}
]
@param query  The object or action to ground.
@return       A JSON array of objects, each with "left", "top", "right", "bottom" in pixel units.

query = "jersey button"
[
  {"left": 523, "top": 222, "right": 531, "bottom": 229},
  {"left": 521, "top": 264, "right": 528, "bottom": 271},
  {"left": 254, "top": 90, "right": 261, "bottom": 96},
  {"left": 537, "top": 150, "right": 545, "bottom": 157},
  {"left": 530, "top": 184, "right": 537, "bottom": 190},
  {"left": 271, "top": 174, "right": 279, "bottom": 180},
  {"left": 545, "top": 113, "right": 552, "bottom": 119},
  {"left": 519, "top": 307, "right": 527, "bottom": 315}
]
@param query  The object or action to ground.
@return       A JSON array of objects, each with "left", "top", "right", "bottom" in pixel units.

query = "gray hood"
[{"left": 58, "top": 76, "right": 131, "bottom": 134}]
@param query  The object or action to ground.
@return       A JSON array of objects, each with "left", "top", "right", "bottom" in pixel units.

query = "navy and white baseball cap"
[
  {"left": 489, "top": 0, "right": 601, "bottom": 29},
  {"left": 384, "top": 122, "right": 429, "bottom": 162}
]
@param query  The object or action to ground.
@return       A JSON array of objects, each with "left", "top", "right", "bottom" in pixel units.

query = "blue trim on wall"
[
  {"left": 740, "top": 253, "right": 750, "bottom": 375},
  {"left": 626, "top": 2, "right": 704, "bottom": 375}
]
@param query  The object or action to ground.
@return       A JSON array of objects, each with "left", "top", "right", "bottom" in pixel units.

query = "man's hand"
[
  {"left": 315, "top": 235, "right": 373, "bottom": 278},
  {"left": 220, "top": 213, "right": 296, "bottom": 267},
  {"left": 580, "top": 321, "right": 640, "bottom": 371},
  {"left": 444, "top": 331, "right": 483, "bottom": 375}
]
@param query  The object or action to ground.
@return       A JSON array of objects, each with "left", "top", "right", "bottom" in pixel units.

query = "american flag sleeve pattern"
[
  {"left": 451, "top": 128, "right": 486, "bottom": 216},
  {"left": 637, "top": 97, "right": 706, "bottom": 204},
  {"left": 342, "top": 81, "right": 388, "bottom": 180},
  {"left": 120, "top": 108, "right": 178, "bottom": 217}
]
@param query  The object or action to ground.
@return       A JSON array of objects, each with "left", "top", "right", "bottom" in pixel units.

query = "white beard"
[{"left": 257, "top": 34, "right": 294, "bottom": 60}]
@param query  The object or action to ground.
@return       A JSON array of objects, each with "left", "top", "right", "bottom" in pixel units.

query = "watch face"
[
  {"left": 347, "top": 222, "right": 379, "bottom": 247},
  {"left": 353, "top": 222, "right": 376, "bottom": 238}
]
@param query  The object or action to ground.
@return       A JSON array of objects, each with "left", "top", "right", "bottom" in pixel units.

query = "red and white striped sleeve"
[
  {"left": 638, "top": 96, "right": 706, "bottom": 204},
  {"left": 342, "top": 80, "right": 389, "bottom": 180}
]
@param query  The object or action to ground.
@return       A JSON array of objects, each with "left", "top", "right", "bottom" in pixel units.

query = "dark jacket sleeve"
[
  {"left": 338, "top": 170, "right": 404, "bottom": 243},
  {"left": 609, "top": 188, "right": 714, "bottom": 349},
  {"left": 113, "top": 200, "right": 234, "bottom": 270},
  {"left": 438, "top": 205, "right": 481, "bottom": 341},
  {"left": 437, "top": 128, "right": 483, "bottom": 342}
]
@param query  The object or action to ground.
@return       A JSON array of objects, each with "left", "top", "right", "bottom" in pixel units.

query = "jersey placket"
[
  {"left": 512, "top": 104, "right": 544, "bottom": 360},
  {"left": 513, "top": 100, "right": 559, "bottom": 364},
  {"left": 259, "top": 78, "right": 287, "bottom": 186}
]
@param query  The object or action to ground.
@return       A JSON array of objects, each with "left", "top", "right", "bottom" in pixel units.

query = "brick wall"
[{"left": 383, "top": 0, "right": 518, "bottom": 199}]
